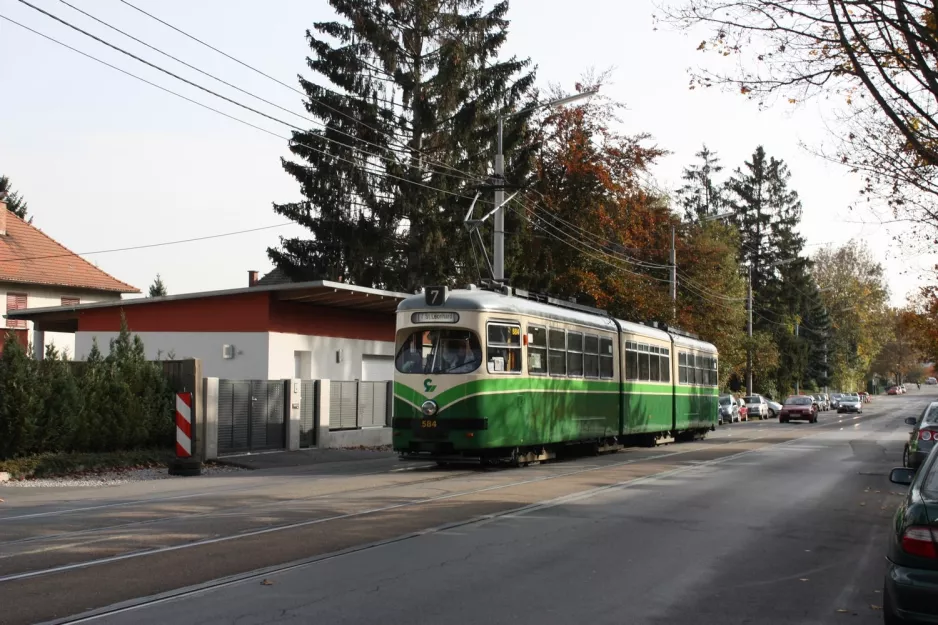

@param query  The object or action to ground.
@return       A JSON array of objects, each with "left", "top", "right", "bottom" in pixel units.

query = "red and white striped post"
[
  {"left": 175, "top": 392, "right": 193, "bottom": 458},
  {"left": 169, "top": 392, "right": 201, "bottom": 476}
]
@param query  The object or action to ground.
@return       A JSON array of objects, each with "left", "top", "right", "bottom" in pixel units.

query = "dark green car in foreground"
[{"left": 885, "top": 446, "right": 938, "bottom": 624}]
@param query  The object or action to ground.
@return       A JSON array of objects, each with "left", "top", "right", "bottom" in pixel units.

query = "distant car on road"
[
  {"left": 830, "top": 393, "right": 844, "bottom": 409},
  {"left": 888, "top": 386, "right": 901, "bottom": 395},
  {"left": 884, "top": 445, "right": 938, "bottom": 623},
  {"left": 778, "top": 395, "right": 818, "bottom": 423},
  {"left": 766, "top": 399, "right": 782, "bottom": 419},
  {"left": 742, "top": 394, "right": 769, "bottom": 420},
  {"left": 837, "top": 393, "right": 863, "bottom": 414},
  {"left": 926, "top": 377, "right": 937, "bottom": 385},
  {"left": 902, "top": 401, "right": 938, "bottom": 470}
]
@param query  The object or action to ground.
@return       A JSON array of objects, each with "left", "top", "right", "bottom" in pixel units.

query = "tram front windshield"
[{"left": 396, "top": 329, "right": 483, "bottom": 374}]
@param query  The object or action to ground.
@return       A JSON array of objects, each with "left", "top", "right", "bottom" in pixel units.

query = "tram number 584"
[{"left": 421, "top": 420, "right": 437, "bottom": 428}]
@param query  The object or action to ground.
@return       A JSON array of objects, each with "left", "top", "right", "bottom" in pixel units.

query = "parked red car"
[{"left": 779, "top": 395, "right": 818, "bottom": 423}]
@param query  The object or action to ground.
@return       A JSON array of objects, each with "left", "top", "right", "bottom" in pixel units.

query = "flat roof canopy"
[{"left": 5, "top": 280, "right": 410, "bottom": 333}]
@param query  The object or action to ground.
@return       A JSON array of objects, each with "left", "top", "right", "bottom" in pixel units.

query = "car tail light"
[
  {"left": 920, "top": 429, "right": 938, "bottom": 441},
  {"left": 902, "top": 526, "right": 938, "bottom": 558}
]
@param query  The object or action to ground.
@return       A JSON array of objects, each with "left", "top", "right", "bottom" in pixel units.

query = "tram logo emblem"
[{"left": 423, "top": 378, "right": 437, "bottom": 393}]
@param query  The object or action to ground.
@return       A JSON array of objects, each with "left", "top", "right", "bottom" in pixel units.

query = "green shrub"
[{"left": 0, "top": 315, "right": 175, "bottom": 459}]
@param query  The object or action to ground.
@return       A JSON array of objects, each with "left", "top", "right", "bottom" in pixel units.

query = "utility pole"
[
  {"left": 493, "top": 116, "right": 505, "bottom": 282},
  {"left": 490, "top": 91, "right": 598, "bottom": 284},
  {"left": 795, "top": 323, "right": 800, "bottom": 395},
  {"left": 670, "top": 224, "right": 677, "bottom": 320},
  {"left": 746, "top": 263, "right": 753, "bottom": 396}
]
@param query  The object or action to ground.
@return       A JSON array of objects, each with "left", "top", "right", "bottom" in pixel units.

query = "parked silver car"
[
  {"left": 718, "top": 394, "right": 740, "bottom": 424},
  {"left": 813, "top": 394, "right": 830, "bottom": 411},
  {"left": 742, "top": 394, "right": 769, "bottom": 419}
]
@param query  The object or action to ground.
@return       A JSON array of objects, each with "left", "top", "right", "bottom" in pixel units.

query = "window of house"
[
  {"left": 61, "top": 297, "right": 80, "bottom": 307},
  {"left": 567, "top": 331, "right": 584, "bottom": 377},
  {"left": 6, "top": 293, "right": 26, "bottom": 328},
  {"left": 528, "top": 325, "right": 548, "bottom": 375},
  {"left": 548, "top": 329, "right": 566, "bottom": 376},
  {"left": 486, "top": 323, "right": 522, "bottom": 373},
  {"left": 583, "top": 334, "right": 600, "bottom": 378},
  {"left": 600, "top": 337, "right": 614, "bottom": 379}
]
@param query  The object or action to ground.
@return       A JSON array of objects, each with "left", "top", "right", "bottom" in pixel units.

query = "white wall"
[
  {"left": 0, "top": 283, "right": 121, "bottom": 358},
  {"left": 268, "top": 332, "right": 395, "bottom": 381},
  {"left": 75, "top": 331, "right": 269, "bottom": 379}
]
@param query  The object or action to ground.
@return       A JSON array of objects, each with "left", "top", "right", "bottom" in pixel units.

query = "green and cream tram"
[{"left": 392, "top": 284, "right": 719, "bottom": 464}]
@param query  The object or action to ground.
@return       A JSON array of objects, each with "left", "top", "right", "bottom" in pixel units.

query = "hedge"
[{"left": 0, "top": 316, "right": 174, "bottom": 460}]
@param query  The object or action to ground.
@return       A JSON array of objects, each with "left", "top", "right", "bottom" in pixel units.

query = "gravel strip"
[{"left": 0, "top": 463, "right": 247, "bottom": 488}]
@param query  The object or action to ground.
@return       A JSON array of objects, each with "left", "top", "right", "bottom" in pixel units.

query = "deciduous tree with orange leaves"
[{"left": 508, "top": 79, "right": 748, "bottom": 388}]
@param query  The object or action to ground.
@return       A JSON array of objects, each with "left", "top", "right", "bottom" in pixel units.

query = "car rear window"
[{"left": 921, "top": 404, "right": 938, "bottom": 425}]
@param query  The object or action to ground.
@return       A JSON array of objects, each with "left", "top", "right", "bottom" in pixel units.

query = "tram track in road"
[
  {"left": 0, "top": 404, "right": 900, "bottom": 585},
  {"left": 0, "top": 417, "right": 817, "bottom": 556},
  {"left": 25, "top": 404, "right": 911, "bottom": 625}
]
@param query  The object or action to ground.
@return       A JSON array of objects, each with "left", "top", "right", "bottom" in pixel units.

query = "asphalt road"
[{"left": 3, "top": 391, "right": 932, "bottom": 624}]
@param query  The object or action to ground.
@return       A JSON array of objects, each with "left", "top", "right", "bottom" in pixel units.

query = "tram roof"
[
  {"left": 398, "top": 288, "right": 674, "bottom": 340},
  {"left": 670, "top": 332, "right": 719, "bottom": 354}
]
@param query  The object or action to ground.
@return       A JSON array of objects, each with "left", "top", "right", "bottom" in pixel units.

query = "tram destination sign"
[
  {"left": 424, "top": 285, "right": 449, "bottom": 306},
  {"left": 412, "top": 311, "right": 459, "bottom": 324}
]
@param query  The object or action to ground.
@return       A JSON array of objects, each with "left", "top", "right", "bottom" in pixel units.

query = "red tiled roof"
[{"left": 0, "top": 209, "right": 139, "bottom": 293}]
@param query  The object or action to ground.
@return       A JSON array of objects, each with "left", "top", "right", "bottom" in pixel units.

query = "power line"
[
  {"left": 115, "top": 0, "right": 482, "bottom": 182},
  {"left": 0, "top": 13, "right": 482, "bottom": 205},
  {"left": 0, "top": 221, "right": 293, "bottom": 264}
]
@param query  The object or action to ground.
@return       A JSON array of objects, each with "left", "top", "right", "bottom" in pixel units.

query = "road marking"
[
  {"left": 35, "top": 427, "right": 860, "bottom": 625},
  {"left": 0, "top": 429, "right": 796, "bottom": 585}
]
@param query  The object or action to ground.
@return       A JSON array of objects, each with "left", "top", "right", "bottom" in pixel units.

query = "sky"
[{"left": 0, "top": 0, "right": 931, "bottom": 306}]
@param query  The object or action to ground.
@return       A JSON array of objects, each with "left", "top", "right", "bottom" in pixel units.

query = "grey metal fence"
[
  {"left": 217, "top": 379, "right": 286, "bottom": 455},
  {"left": 328, "top": 380, "right": 391, "bottom": 430}
]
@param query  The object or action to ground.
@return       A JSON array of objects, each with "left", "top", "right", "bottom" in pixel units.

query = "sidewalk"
[{"left": 215, "top": 446, "right": 396, "bottom": 470}]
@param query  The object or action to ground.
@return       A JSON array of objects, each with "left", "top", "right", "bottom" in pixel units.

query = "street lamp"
[{"left": 492, "top": 89, "right": 599, "bottom": 282}]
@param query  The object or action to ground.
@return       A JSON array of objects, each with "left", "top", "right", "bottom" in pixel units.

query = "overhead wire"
[
  {"left": 53, "top": 0, "right": 457, "bottom": 175},
  {"left": 115, "top": 0, "right": 487, "bottom": 182},
  {"left": 18, "top": 0, "right": 481, "bottom": 189},
  {"left": 1, "top": 7, "right": 808, "bottom": 318}
]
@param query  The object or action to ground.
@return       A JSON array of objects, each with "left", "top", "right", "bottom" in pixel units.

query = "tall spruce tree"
[
  {"left": 676, "top": 145, "right": 725, "bottom": 222},
  {"left": 0, "top": 175, "right": 30, "bottom": 222},
  {"left": 269, "top": 0, "right": 535, "bottom": 291}
]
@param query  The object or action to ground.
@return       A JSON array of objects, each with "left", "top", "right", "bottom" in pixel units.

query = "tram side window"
[
  {"left": 626, "top": 341, "right": 638, "bottom": 380},
  {"left": 549, "top": 329, "right": 566, "bottom": 376},
  {"left": 528, "top": 326, "right": 548, "bottom": 375},
  {"left": 584, "top": 335, "right": 600, "bottom": 378},
  {"left": 567, "top": 332, "right": 584, "bottom": 377},
  {"left": 660, "top": 348, "right": 671, "bottom": 383},
  {"left": 600, "top": 338, "right": 614, "bottom": 379},
  {"left": 486, "top": 323, "right": 522, "bottom": 373},
  {"left": 678, "top": 352, "right": 688, "bottom": 384},
  {"left": 712, "top": 357, "right": 718, "bottom": 386},
  {"left": 647, "top": 346, "right": 658, "bottom": 382},
  {"left": 694, "top": 354, "right": 703, "bottom": 385},
  {"left": 638, "top": 344, "right": 650, "bottom": 380}
]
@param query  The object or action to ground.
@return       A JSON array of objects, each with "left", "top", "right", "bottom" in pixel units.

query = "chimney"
[
  {"left": 0, "top": 196, "right": 7, "bottom": 236},
  {"left": 248, "top": 270, "right": 259, "bottom": 287}
]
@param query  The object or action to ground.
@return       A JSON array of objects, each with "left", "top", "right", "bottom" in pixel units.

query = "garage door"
[{"left": 361, "top": 355, "right": 394, "bottom": 381}]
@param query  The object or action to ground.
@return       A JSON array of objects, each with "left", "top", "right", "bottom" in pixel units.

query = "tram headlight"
[{"left": 421, "top": 400, "right": 438, "bottom": 416}]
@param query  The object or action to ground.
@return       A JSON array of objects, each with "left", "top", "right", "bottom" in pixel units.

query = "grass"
[{"left": 0, "top": 448, "right": 174, "bottom": 480}]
